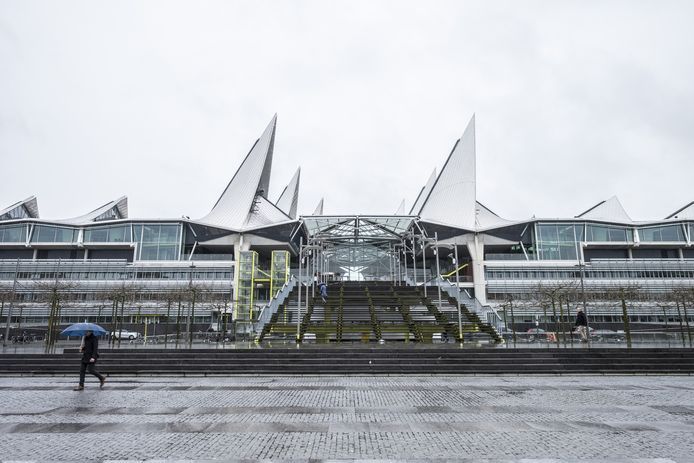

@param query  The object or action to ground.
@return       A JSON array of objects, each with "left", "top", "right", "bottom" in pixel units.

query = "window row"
[
  {"left": 486, "top": 269, "right": 694, "bottom": 280},
  {"left": 1, "top": 271, "right": 232, "bottom": 281}
]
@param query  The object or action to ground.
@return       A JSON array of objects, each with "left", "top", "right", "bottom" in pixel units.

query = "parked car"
[
  {"left": 110, "top": 330, "right": 141, "bottom": 340},
  {"left": 591, "top": 329, "right": 624, "bottom": 343},
  {"left": 526, "top": 328, "right": 546, "bottom": 342}
]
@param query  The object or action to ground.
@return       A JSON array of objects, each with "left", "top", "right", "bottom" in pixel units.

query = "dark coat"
[
  {"left": 575, "top": 311, "right": 588, "bottom": 327},
  {"left": 81, "top": 334, "right": 100, "bottom": 363}
]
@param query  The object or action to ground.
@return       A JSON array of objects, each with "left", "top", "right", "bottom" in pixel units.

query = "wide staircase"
[
  {"left": 260, "top": 281, "right": 501, "bottom": 344},
  {"left": 1, "top": 348, "right": 693, "bottom": 375}
]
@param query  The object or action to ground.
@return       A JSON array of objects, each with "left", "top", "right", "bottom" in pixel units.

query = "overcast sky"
[{"left": 1, "top": 0, "right": 693, "bottom": 223}]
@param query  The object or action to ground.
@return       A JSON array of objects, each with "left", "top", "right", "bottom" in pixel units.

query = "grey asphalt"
[{"left": 0, "top": 375, "right": 692, "bottom": 462}]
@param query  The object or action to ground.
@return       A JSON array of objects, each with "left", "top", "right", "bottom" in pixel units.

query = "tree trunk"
[
  {"left": 164, "top": 299, "right": 171, "bottom": 347},
  {"left": 676, "top": 302, "right": 686, "bottom": 348},
  {"left": 565, "top": 298, "right": 573, "bottom": 348},
  {"left": 175, "top": 297, "right": 182, "bottom": 348},
  {"left": 509, "top": 301, "right": 516, "bottom": 345},
  {"left": 621, "top": 296, "right": 632, "bottom": 349},
  {"left": 189, "top": 290, "right": 196, "bottom": 347},
  {"left": 680, "top": 299, "right": 692, "bottom": 348},
  {"left": 551, "top": 299, "right": 560, "bottom": 348}
]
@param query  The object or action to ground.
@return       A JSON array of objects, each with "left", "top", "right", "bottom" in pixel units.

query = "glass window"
[
  {"left": 0, "top": 225, "right": 26, "bottom": 242},
  {"left": 84, "top": 225, "right": 131, "bottom": 242},
  {"left": 586, "top": 225, "right": 632, "bottom": 242},
  {"left": 85, "top": 228, "right": 108, "bottom": 242},
  {"left": 159, "top": 225, "right": 179, "bottom": 243},
  {"left": 536, "top": 223, "right": 580, "bottom": 260},
  {"left": 133, "top": 223, "right": 181, "bottom": 261},
  {"left": 639, "top": 225, "right": 685, "bottom": 242},
  {"left": 157, "top": 245, "right": 178, "bottom": 261},
  {"left": 140, "top": 245, "right": 159, "bottom": 260},
  {"left": 32, "top": 225, "right": 76, "bottom": 243},
  {"left": 109, "top": 226, "right": 130, "bottom": 242}
]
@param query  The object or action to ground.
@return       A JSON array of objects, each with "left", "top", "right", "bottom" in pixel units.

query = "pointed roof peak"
[
  {"left": 577, "top": 195, "right": 632, "bottom": 223},
  {"left": 410, "top": 168, "right": 437, "bottom": 215},
  {"left": 61, "top": 196, "right": 128, "bottom": 224},
  {"left": 275, "top": 167, "right": 301, "bottom": 219},
  {"left": 665, "top": 201, "right": 694, "bottom": 220},
  {"left": 0, "top": 196, "right": 40, "bottom": 220},
  {"left": 419, "top": 114, "right": 477, "bottom": 229},
  {"left": 199, "top": 115, "right": 279, "bottom": 229},
  {"left": 312, "top": 198, "right": 324, "bottom": 216},
  {"left": 395, "top": 199, "right": 406, "bottom": 215}
]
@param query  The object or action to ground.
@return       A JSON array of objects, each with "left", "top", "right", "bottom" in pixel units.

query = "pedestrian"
[
  {"left": 574, "top": 308, "right": 588, "bottom": 342},
  {"left": 319, "top": 282, "right": 328, "bottom": 303},
  {"left": 74, "top": 330, "right": 106, "bottom": 391}
]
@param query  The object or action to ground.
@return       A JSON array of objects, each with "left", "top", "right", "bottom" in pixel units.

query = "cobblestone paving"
[{"left": 0, "top": 376, "right": 692, "bottom": 462}]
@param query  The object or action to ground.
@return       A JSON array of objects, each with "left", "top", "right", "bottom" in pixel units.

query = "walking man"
[
  {"left": 74, "top": 330, "right": 106, "bottom": 391},
  {"left": 319, "top": 282, "right": 328, "bottom": 303},
  {"left": 574, "top": 308, "right": 588, "bottom": 343}
]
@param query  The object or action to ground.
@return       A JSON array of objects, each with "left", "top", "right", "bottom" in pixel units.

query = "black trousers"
[{"left": 79, "top": 360, "right": 104, "bottom": 385}]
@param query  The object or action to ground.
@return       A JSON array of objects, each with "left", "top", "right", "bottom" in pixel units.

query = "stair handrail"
[
  {"left": 436, "top": 276, "right": 505, "bottom": 332},
  {"left": 255, "top": 275, "right": 297, "bottom": 333}
]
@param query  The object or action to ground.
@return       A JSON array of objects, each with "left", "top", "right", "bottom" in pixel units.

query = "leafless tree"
[
  {"left": 603, "top": 284, "right": 642, "bottom": 349},
  {"left": 34, "top": 280, "right": 77, "bottom": 353}
]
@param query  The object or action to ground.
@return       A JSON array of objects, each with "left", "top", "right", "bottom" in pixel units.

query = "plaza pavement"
[{"left": 0, "top": 375, "right": 692, "bottom": 462}]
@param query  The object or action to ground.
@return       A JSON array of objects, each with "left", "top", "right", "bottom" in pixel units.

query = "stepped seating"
[
  {"left": 1, "top": 348, "right": 693, "bottom": 375},
  {"left": 261, "top": 281, "right": 502, "bottom": 344}
]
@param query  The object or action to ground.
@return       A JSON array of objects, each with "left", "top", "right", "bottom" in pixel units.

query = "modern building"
[{"left": 1, "top": 114, "right": 693, "bottom": 342}]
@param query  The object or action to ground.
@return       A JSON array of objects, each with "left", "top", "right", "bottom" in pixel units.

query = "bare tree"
[
  {"left": 671, "top": 288, "right": 693, "bottom": 348},
  {"left": 604, "top": 284, "right": 642, "bottom": 349},
  {"left": 535, "top": 282, "right": 577, "bottom": 348},
  {"left": 35, "top": 280, "right": 77, "bottom": 353},
  {"left": 105, "top": 283, "right": 140, "bottom": 348}
]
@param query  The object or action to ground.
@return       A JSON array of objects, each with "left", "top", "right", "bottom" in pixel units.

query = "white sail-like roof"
[
  {"left": 395, "top": 199, "right": 406, "bottom": 215},
  {"left": 576, "top": 195, "right": 632, "bottom": 223},
  {"left": 0, "top": 196, "right": 39, "bottom": 220},
  {"left": 475, "top": 201, "right": 516, "bottom": 229},
  {"left": 665, "top": 201, "right": 694, "bottom": 220},
  {"left": 199, "top": 115, "right": 277, "bottom": 229},
  {"left": 313, "top": 198, "right": 324, "bottom": 216},
  {"left": 419, "top": 115, "right": 477, "bottom": 230},
  {"left": 275, "top": 167, "right": 301, "bottom": 219},
  {"left": 244, "top": 196, "right": 292, "bottom": 228},
  {"left": 62, "top": 196, "right": 128, "bottom": 224},
  {"left": 410, "top": 169, "right": 436, "bottom": 215}
]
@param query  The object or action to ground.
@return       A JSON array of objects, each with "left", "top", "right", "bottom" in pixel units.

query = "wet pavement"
[{"left": 0, "top": 375, "right": 692, "bottom": 462}]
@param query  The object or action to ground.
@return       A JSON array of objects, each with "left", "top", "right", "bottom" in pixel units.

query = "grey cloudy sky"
[{"left": 1, "top": 0, "right": 693, "bottom": 223}]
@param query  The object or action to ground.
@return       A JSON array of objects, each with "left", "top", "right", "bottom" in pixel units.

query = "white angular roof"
[
  {"left": 395, "top": 199, "right": 406, "bottom": 215},
  {"left": 419, "top": 115, "right": 477, "bottom": 230},
  {"left": 199, "top": 115, "right": 278, "bottom": 229},
  {"left": 244, "top": 196, "right": 292, "bottom": 228},
  {"left": 410, "top": 169, "right": 436, "bottom": 215},
  {"left": 275, "top": 167, "right": 301, "bottom": 219},
  {"left": 475, "top": 201, "right": 516, "bottom": 229},
  {"left": 665, "top": 201, "right": 694, "bottom": 220},
  {"left": 0, "top": 196, "right": 39, "bottom": 220},
  {"left": 61, "top": 196, "right": 128, "bottom": 224},
  {"left": 312, "top": 198, "right": 324, "bottom": 216},
  {"left": 576, "top": 196, "right": 632, "bottom": 223}
]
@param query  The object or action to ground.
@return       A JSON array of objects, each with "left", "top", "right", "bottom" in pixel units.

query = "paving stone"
[{"left": 0, "top": 376, "right": 692, "bottom": 462}]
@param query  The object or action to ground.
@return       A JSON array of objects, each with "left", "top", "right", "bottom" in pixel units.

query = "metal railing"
[
  {"left": 255, "top": 276, "right": 297, "bottom": 333},
  {"left": 437, "top": 277, "right": 505, "bottom": 332}
]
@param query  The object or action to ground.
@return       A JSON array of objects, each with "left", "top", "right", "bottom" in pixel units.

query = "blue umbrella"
[{"left": 61, "top": 322, "right": 108, "bottom": 337}]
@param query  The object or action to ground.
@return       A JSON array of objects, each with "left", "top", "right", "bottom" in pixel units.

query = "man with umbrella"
[
  {"left": 74, "top": 330, "right": 106, "bottom": 391},
  {"left": 62, "top": 323, "right": 107, "bottom": 391}
]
